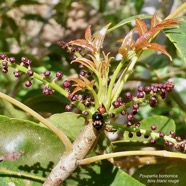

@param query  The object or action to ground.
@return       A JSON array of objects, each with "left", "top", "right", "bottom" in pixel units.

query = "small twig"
[
  {"left": 0, "top": 92, "right": 73, "bottom": 154},
  {"left": 78, "top": 150, "right": 186, "bottom": 165},
  {"left": 0, "top": 168, "right": 45, "bottom": 182},
  {"left": 165, "top": 2, "right": 186, "bottom": 19}
]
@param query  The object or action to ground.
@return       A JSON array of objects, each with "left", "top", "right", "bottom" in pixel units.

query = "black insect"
[{"left": 92, "top": 112, "right": 104, "bottom": 130}]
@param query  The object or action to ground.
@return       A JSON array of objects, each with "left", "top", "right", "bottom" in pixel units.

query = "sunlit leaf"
[
  {"left": 85, "top": 25, "right": 92, "bottom": 42},
  {"left": 135, "top": 18, "right": 148, "bottom": 36},
  {"left": 93, "top": 23, "right": 111, "bottom": 52}
]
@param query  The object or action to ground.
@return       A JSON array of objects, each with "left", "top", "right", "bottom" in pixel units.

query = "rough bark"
[{"left": 43, "top": 121, "right": 100, "bottom": 186}]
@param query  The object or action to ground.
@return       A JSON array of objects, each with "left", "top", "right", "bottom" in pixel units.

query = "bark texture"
[{"left": 43, "top": 121, "right": 99, "bottom": 186}]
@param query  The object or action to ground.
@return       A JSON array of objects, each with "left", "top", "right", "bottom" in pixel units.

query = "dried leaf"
[
  {"left": 93, "top": 23, "right": 111, "bottom": 52},
  {"left": 71, "top": 58, "right": 96, "bottom": 71},
  {"left": 85, "top": 25, "right": 92, "bottom": 42},
  {"left": 147, "top": 43, "right": 172, "bottom": 61},
  {"left": 150, "top": 14, "right": 161, "bottom": 28},
  {"left": 135, "top": 18, "right": 148, "bottom": 36},
  {"left": 69, "top": 39, "right": 96, "bottom": 53}
]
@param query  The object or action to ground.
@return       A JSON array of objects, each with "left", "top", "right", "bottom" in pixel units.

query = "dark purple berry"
[
  {"left": 56, "top": 71, "right": 63, "bottom": 79},
  {"left": 151, "top": 125, "right": 157, "bottom": 130},
  {"left": 133, "top": 103, "right": 139, "bottom": 110},
  {"left": 21, "top": 57, "right": 28, "bottom": 63},
  {"left": 0, "top": 54, "right": 7, "bottom": 60},
  {"left": 144, "top": 134, "right": 149, "bottom": 139},
  {"left": 80, "top": 70, "right": 87, "bottom": 76},
  {"left": 79, "top": 64, "right": 84, "bottom": 69},
  {"left": 70, "top": 94, "right": 77, "bottom": 101},
  {"left": 168, "top": 141, "right": 174, "bottom": 146},
  {"left": 63, "top": 80, "right": 71, "bottom": 88},
  {"left": 159, "top": 131, "right": 165, "bottom": 137},
  {"left": 117, "top": 97, "right": 123, "bottom": 103},
  {"left": 145, "top": 86, "right": 151, "bottom": 93},
  {"left": 175, "top": 144, "right": 180, "bottom": 149},
  {"left": 25, "top": 80, "right": 32, "bottom": 87},
  {"left": 170, "top": 130, "right": 175, "bottom": 137},
  {"left": 136, "top": 131, "right": 142, "bottom": 137},
  {"left": 138, "top": 85, "right": 144, "bottom": 92},
  {"left": 43, "top": 70, "right": 51, "bottom": 77},
  {"left": 137, "top": 92, "right": 145, "bottom": 98},
  {"left": 121, "top": 110, "right": 127, "bottom": 115},
  {"left": 175, "top": 136, "right": 182, "bottom": 142},
  {"left": 65, "top": 104, "right": 72, "bottom": 111},
  {"left": 160, "top": 92, "right": 166, "bottom": 99},
  {"left": 112, "top": 101, "right": 120, "bottom": 108},
  {"left": 13, "top": 71, "right": 21, "bottom": 77},
  {"left": 152, "top": 87, "right": 158, "bottom": 93},
  {"left": 127, "top": 114, "right": 133, "bottom": 121},
  {"left": 150, "top": 139, "right": 156, "bottom": 144},
  {"left": 27, "top": 70, "right": 34, "bottom": 76},
  {"left": 110, "top": 113, "right": 115, "bottom": 118},
  {"left": 128, "top": 132, "right": 133, "bottom": 138},
  {"left": 42, "top": 87, "right": 50, "bottom": 95},
  {"left": 149, "top": 96, "right": 157, "bottom": 107},
  {"left": 132, "top": 109, "right": 138, "bottom": 115},
  {"left": 2, "top": 61, "right": 8, "bottom": 67},
  {"left": 164, "top": 141, "right": 169, "bottom": 146},
  {"left": 8, "top": 57, "right": 16, "bottom": 63},
  {"left": 2, "top": 67, "right": 8, "bottom": 73},
  {"left": 127, "top": 121, "right": 133, "bottom": 127},
  {"left": 135, "top": 122, "right": 140, "bottom": 127},
  {"left": 82, "top": 111, "right": 89, "bottom": 116},
  {"left": 125, "top": 92, "right": 133, "bottom": 100}
]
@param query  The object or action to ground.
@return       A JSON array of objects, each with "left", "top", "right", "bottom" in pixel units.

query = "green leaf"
[
  {"left": 0, "top": 99, "right": 30, "bottom": 119},
  {"left": 47, "top": 112, "right": 85, "bottom": 141},
  {"left": 107, "top": 14, "right": 152, "bottom": 33},
  {"left": 165, "top": 17, "right": 186, "bottom": 60},
  {"left": 22, "top": 90, "right": 69, "bottom": 114},
  {"left": 65, "top": 160, "right": 145, "bottom": 186},
  {"left": 133, "top": 163, "right": 186, "bottom": 186},
  {"left": 0, "top": 115, "right": 64, "bottom": 185}
]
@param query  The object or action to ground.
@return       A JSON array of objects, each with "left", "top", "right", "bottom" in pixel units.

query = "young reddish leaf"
[
  {"left": 135, "top": 18, "right": 148, "bottom": 36},
  {"left": 85, "top": 25, "right": 92, "bottom": 42},
  {"left": 146, "top": 43, "right": 172, "bottom": 61},
  {"left": 118, "top": 28, "right": 136, "bottom": 56},
  {"left": 71, "top": 57, "right": 96, "bottom": 72},
  {"left": 150, "top": 14, "right": 161, "bottom": 28},
  {"left": 69, "top": 39, "right": 96, "bottom": 53},
  {"left": 69, "top": 76, "right": 95, "bottom": 95},
  {"left": 93, "top": 23, "right": 111, "bottom": 52}
]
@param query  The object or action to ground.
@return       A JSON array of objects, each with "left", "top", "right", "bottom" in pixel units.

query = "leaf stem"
[
  {"left": 0, "top": 168, "right": 45, "bottom": 182},
  {"left": 78, "top": 150, "right": 186, "bottom": 165},
  {"left": 165, "top": 2, "right": 186, "bottom": 19},
  {"left": 11, "top": 63, "right": 68, "bottom": 97},
  {"left": 0, "top": 92, "right": 73, "bottom": 154}
]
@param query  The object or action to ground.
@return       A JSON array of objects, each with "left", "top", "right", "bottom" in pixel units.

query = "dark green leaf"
[
  {"left": 133, "top": 162, "right": 186, "bottom": 186},
  {"left": 47, "top": 112, "right": 85, "bottom": 141},
  {"left": 165, "top": 17, "right": 186, "bottom": 59},
  {"left": 23, "top": 90, "right": 69, "bottom": 114},
  {"left": 65, "top": 160, "right": 145, "bottom": 186},
  {"left": 0, "top": 115, "right": 64, "bottom": 185}
]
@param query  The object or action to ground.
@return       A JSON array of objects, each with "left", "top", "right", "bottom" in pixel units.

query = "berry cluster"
[
  {"left": 57, "top": 41, "right": 85, "bottom": 60},
  {"left": 111, "top": 82, "right": 174, "bottom": 125},
  {"left": 0, "top": 54, "right": 65, "bottom": 96}
]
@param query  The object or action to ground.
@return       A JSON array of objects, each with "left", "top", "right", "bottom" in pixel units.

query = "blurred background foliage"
[{"left": 0, "top": 0, "right": 185, "bottom": 140}]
